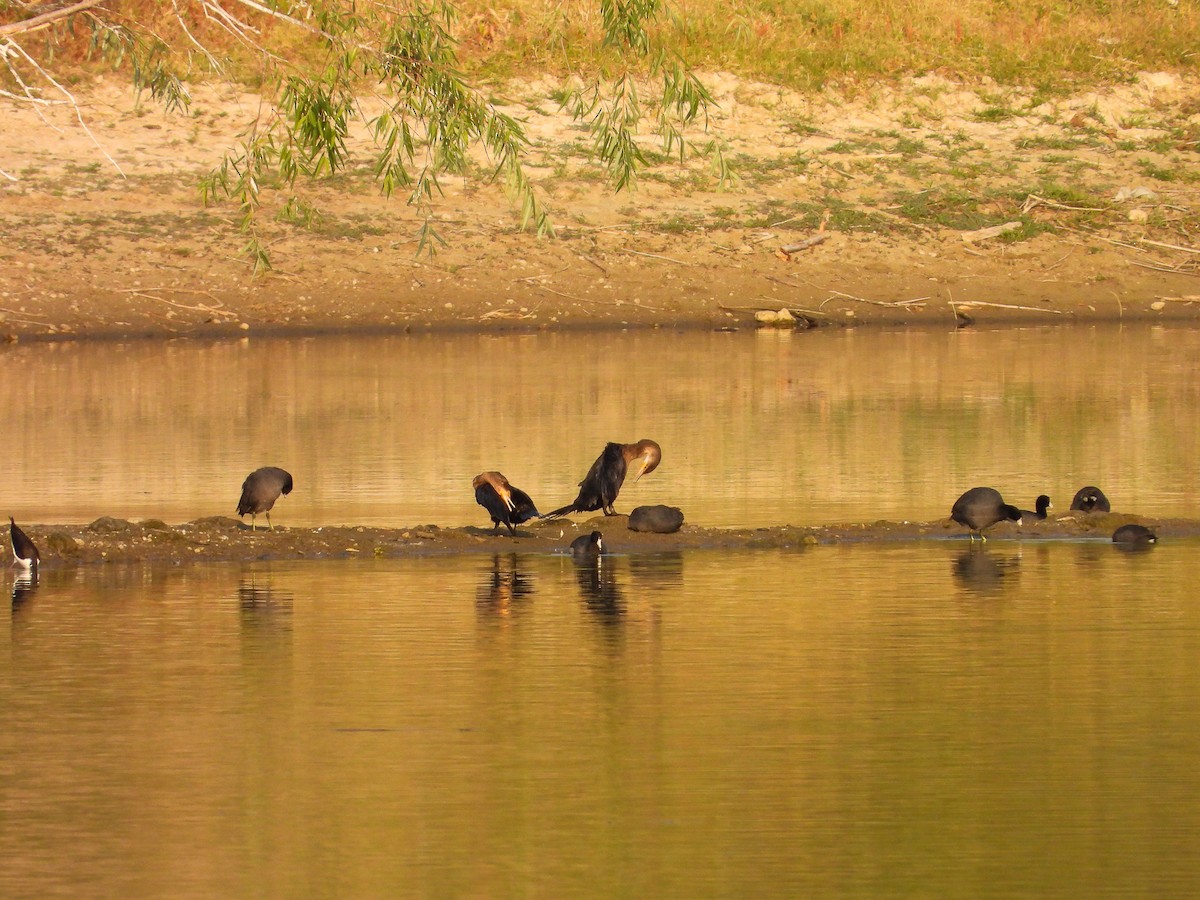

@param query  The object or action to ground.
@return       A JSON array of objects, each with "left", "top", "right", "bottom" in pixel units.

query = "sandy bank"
[{"left": 8, "top": 511, "right": 1181, "bottom": 569}]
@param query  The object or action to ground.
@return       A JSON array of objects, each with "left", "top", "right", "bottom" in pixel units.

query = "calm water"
[
  {"left": 2, "top": 544, "right": 1199, "bottom": 896},
  {"left": 3, "top": 324, "right": 1200, "bottom": 896},
  {"left": 0, "top": 324, "right": 1198, "bottom": 528}
]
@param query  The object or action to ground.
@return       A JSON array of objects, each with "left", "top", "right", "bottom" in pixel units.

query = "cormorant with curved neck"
[
  {"left": 473, "top": 471, "right": 540, "bottom": 536},
  {"left": 545, "top": 439, "right": 662, "bottom": 518}
]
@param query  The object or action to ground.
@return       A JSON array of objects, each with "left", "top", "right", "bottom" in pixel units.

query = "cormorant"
[
  {"left": 950, "top": 487, "right": 1023, "bottom": 541},
  {"left": 237, "top": 466, "right": 294, "bottom": 531},
  {"left": 544, "top": 439, "right": 662, "bottom": 518},
  {"left": 9, "top": 517, "right": 39, "bottom": 570},
  {"left": 473, "top": 471, "right": 540, "bottom": 536}
]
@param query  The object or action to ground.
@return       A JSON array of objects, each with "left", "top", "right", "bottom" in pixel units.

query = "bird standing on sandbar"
[
  {"left": 950, "top": 487, "right": 1023, "bottom": 542},
  {"left": 237, "top": 467, "right": 294, "bottom": 531},
  {"left": 544, "top": 439, "right": 662, "bottom": 518},
  {"left": 1019, "top": 494, "right": 1053, "bottom": 521},
  {"left": 473, "top": 472, "right": 540, "bottom": 536},
  {"left": 10, "top": 517, "right": 40, "bottom": 570}
]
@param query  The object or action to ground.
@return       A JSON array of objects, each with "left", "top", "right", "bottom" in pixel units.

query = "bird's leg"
[
  {"left": 980, "top": 532, "right": 988, "bottom": 543},
  {"left": 493, "top": 521, "right": 501, "bottom": 535},
  {"left": 267, "top": 511, "right": 274, "bottom": 532},
  {"left": 250, "top": 514, "right": 257, "bottom": 532}
]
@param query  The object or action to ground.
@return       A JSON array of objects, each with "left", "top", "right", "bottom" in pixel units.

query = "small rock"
[
  {"left": 1128, "top": 208, "right": 1149, "bottom": 223},
  {"left": 1151, "top": 300, "right": 1166, "bottom": 311}
]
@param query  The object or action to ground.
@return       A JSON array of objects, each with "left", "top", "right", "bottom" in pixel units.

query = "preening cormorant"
[
  {"left": 473, "top": 471, "right": 540, "bottom": 536},
  {"left": 237, "top": 466, "right": 294, "bottom": 531},
  {"left": 545, "top": 439, "right": 662, "bottom": 518},
  {"left": 950, "top": 487, "right": 1023, "bottom": 541}
]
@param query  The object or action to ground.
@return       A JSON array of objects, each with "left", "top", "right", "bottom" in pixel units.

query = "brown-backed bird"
[
  {"left": 544, "top": 439, "right": 662, "bottom": 518},
  {"left": 473, "top": 471, "right": 540, "bottom": 536},
  {"left": 950, "top": 487, "right": 1023, "bottom": 542},
  {"left": 237, "top": 466, "right": 294, "bottom": 531}
]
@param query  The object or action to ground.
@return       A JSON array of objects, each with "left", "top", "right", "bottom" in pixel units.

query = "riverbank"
[
  {"left": 1, "top": 72, "right": 1198, "bottom": 340},
  {"left": 9, "top": 510, "right": 1177, "bottom": 568}
]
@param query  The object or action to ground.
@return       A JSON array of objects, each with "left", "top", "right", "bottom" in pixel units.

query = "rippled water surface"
[
  {"left": 1, "top": 324, "right": 1197, "bottom": 528},
  {"left": 3, "top": 543, "right": 1200, "bottom": 896},
  {"left": 3, "top": 324, "right": 1200, "bottom": 895}
]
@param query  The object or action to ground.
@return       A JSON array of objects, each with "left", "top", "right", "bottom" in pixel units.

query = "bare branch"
[{"left": 0, "top": 0, "right": 106, "bottom": 38}]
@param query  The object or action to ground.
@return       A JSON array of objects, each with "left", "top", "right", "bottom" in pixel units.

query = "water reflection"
[
  {"left": 2, "top": 325, "right": 1199, "bottom": 529},
  {"left": 952, "top": 544, "right": 1021, "bottom": 595},
  {"left": 574, "top": 556, "right": 624, "bottom": 618},
  {"left": 475, "top": 553, "right": 535, "bottom": 617},
  {"left": 10, "top": 570, "right": 38, "bottom": 612},
  {"left": 628, "top": 551, "right": 685, "bottom": 589},
  {"left": 3, "top": 546, "right": 1200, "bottom": 895},
  {"left": 237, "top": 569, "right": 294, "bottom": 645}
]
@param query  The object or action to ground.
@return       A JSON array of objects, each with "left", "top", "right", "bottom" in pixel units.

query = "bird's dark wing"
[
  {"left": 475, "top": 484, "right": 509, "bottom": 524},
  {"left": 508, "top": 487, "right": 540, "bottom": 524}
]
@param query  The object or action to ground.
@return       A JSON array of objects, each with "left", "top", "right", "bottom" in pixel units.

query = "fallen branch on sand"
[{"left": 954, "top": 300, "right": 1068, "bottom": 315}]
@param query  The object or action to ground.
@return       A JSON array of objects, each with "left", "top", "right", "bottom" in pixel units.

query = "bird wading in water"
[
  {"left": 9, "top": 517, "right": 39, "bottom": 571},
  {"left": 544, "top": 439, "right": 662, "bottom": 518}
]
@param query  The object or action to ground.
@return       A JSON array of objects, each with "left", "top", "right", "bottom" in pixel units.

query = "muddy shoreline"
[{"left": 9, "top": 511, "right": 1182, "bottom": 569}]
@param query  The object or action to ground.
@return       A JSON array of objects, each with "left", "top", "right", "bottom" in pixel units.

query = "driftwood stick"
[
  {"left": 536, "top": 284, "right": 664, "bottom": 312},
  {"left": 621, "top": 249, "right": 689, "bottom": 266},
  {"left": 1140, "top": 239, "right": 1200, "bottom": 255},
  {"left": 777, "top": 234, "right": 829, "bottom": 255},
  {"left": 809, "top": 284, "right": 927, "bottom": 308},
  {"left": 717, "top": 301, "right": 833, "bottom": 318},
  {"left": 955, "top": 300, "right": 1067, "bottom": 315}
]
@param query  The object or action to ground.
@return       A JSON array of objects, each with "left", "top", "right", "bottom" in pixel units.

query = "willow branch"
[{"left": 0, "top": 0, "right": 106, "bottom": 37}]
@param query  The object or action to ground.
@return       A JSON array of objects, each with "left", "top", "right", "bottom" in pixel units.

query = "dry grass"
[
  {"left": 455, "top": 0, "right": 1197, "bottom": 89},
  {"left": 10, "top": 1, "right": 1199, "bottom": 91}
]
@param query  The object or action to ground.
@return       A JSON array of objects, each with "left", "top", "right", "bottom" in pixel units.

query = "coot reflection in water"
[
  {"left": 575, "top": 555, "right": 624, "bottom": 618},
  {"left": 952, "top": 544, "right": 1021, "bottom": 595}
]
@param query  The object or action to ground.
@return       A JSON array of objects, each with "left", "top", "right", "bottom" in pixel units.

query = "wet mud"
[{"left": 9, "top": 510, "right": 1188, "bottom": 569}]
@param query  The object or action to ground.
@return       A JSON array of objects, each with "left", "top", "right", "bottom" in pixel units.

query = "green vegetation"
[{"left": 1, "top": 0, "right": 1197, "bottom": 264}]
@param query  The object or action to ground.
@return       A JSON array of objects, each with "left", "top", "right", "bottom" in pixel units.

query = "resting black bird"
[
  {"left": 1018, "top": 494, "right": 1053, "bottom": 521},
  {"left": 237, "top": 466, "right": 294, "bottom": 531},
  {"left": 544, "top": 439, "right": 662, "bottom": 518},
  {"left": 1113, "top": 524, "right": 1156, "bottom": 545},
  {"left": 950, "top": 487, "right": 1023, "bottom": 542},
  {"left": 473, "top": 472, "right": 540, "bottom": 536},
  {"left": 9, "top": 517, "right": 39, "bottom": 570},
  {"left": 570, "top": 530, "right": 604, "bottom": 561},
  {"left": 1070, "top": 486, "right": 1110, "bottom": 513}
]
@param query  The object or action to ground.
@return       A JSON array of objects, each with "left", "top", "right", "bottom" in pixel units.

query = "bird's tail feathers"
[{"left": 541, "top": 504, "right": 577, "bottom": 519}]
